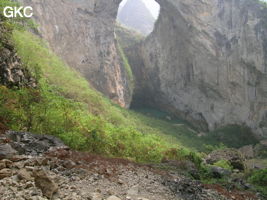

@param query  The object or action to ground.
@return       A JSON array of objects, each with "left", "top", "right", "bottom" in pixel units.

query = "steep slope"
[
  {"left": 132, "top": 0, "right": 267, "bottom": 137},
  {"left": 1, "top": 22, "right": 205, "bottom": 164},
  {"left": 0, "top": 20, "right": 34, "bottom": 88},
  {"left": 115, "top": 23, "right": 144, "bottom": 49},
  {"left": 117, "top": 0, "right": 156, "bottom": 35},
  {"left": 17, "top": 0, "right": 132, "bottom": 107}
]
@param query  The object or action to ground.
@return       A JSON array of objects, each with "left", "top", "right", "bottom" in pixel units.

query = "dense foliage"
[
  {"left": 213, "top": 160, "right": 233, "bottom": 171},
  {"left": 249, "top": 169, "right": 267, "bottom": 186},
  {"left": 248, "top": 169, "right": 267, "bottom": 196}
]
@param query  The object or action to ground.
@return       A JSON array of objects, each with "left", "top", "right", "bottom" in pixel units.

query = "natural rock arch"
[{"left": 127, "top": 0, "right": 267, "bottom": 137}]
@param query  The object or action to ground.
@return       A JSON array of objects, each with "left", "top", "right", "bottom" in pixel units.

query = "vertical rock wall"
[
  {"left": 133, "top": 0, "right": 267, "bottom": 137},
  {"left": 18, "top": 0, "right": 132, "bottom": 107}
]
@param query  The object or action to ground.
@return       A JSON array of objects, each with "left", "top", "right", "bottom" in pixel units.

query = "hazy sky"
[{"left": 119, "top": 0, "right": 160, "bottom": 19}]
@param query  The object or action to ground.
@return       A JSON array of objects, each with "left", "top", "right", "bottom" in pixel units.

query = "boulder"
[
  {"left": 245, "top": 159, "right": 267, "bottom": 170},
  {"left": 0, "top": 168, "right": 12, "bottom": 179},
  {"left": 206, "top": 148, "right": 245, "bottom": 170},
  {"left": 260, "top": 140, "right": 267, "bottom": 147},
  {"left": 210, "top": 166, "right": 231, "bottom": 179},
  {"left": 17, "top": 169, "right": 33, "bottom": 181},
  {"left": 33, "top": 168, "right": 58, "bottom": 199},
  {"left": 163, "top": 177, "right": 203, "bottom": 199},
  {"left": 254, "top": 141, "right": 267, "bottom": 158},
  {"left": 0, "top": 143, "right": 18, "bottom": 159},
  {"left": 0, "top": 162, "right": 6, "bottom": 170},
  {"left": 6, "top": 131, "right": 66, "bottom": 156},
  {"left": 89, "top": 192, "right": 102, "bottom": 200},
  {"left": 127, "top": 185, "right": 139, "bottom": 198},
  {"left": 106, "top": 196, "right": 121, "bottom": 200},
  {"left": 238, "top": 145, "right": 254, "bottom": 159},
  {"left": 0, "top": 159, "right": 13, "bottom": 169}
]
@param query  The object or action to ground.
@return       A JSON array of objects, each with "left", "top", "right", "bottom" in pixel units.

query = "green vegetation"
[
  {"left": 115, "top": 23, "right": 144, "bottom": 49},
  {"left": 0, "top": 21, "right": 204, "bottom": 164},
  {"left": 4, "top": 30, "right": 161, "bottom": 162},
  {"left": 131, "top": 108, "right": 259, "bottom": 152},
  {"left": 0, "top": 0, "right": 36, "bottom": 30},
  {"left": 249, "top": 169, "right": 267, "bottom": 186},
  {"left": 258, "top": 0, "right": 267, "bottom": 6},
  {"left": 0, "top": 0, "right": 18, "bottom": 19},
  {"left": 203, "top": 125, "right": 259, "bottom": 149},
  {"left": 116, "top": 23, "right": 144, "bottom": 94},
  {"left": 213, "top": 160, "right": 233, "bottom": 171},
  {"left": 248, "top": 169, "right": 267, "bottom": 196},
  {"left": 117, "top": 42, "right": 135, "bottom": 93}
]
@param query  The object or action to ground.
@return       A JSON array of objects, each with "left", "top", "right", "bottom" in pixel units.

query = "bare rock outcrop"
[
  {"left": 1, "top": 130, "right": 246, "bottom": 200},
  {"left": 132, "top": 0, "right": 267, "bottom": 137},
  {"left": 18, "top": 0, "right": 132, "bottom": 107},
  {"left": 0, "top": 21, "right": 35, "bottom": 88}
]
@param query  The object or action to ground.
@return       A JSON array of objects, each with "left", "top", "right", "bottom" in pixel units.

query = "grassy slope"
[{"left": 0, "top": 28, "right": 206, "bottom": 164}]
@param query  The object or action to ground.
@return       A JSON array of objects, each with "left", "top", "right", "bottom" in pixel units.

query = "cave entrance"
[{"left": 117, "top": 0, "right": 160, "bottom": 36}]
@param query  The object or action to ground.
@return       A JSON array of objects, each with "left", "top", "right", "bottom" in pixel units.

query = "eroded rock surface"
[
  {"left": 1, "top": 130, "right": 257, "bottom": 200},
  {"left": 132, "top": 0, "right": 267, "bottom": 137},
  {"left": 4, "top": 131, "right": 67, "bottom": 156},
  {"left": 18, "top": 0, "right": 132, "bottom": 107},
  {"left": 206, "top": 148, "right": 245, "bottom": 170},
  {"left": 0, "top": 22, "right": 35, "bottom": 88}
]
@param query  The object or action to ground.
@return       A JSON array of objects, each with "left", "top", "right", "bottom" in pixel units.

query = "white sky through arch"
[{"left": 119, "top": 0, "right": 160, "bottom": 19}]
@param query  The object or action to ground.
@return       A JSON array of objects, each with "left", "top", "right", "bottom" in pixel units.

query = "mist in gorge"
[{"left": 117, "top": 0, "right": 160, "bottom": 35}]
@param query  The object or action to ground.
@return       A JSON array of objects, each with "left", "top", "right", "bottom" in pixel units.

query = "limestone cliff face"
[
  {"left": 134, "top": 0, "right": 267, "bottom": 137},
  {"left": 18, "top": 0, "right": 131, "bottom": 107}
]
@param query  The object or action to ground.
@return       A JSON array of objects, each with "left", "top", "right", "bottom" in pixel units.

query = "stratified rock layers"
[
  {"left": 133, "top": 0, "right": 267, "bottom": 136},
  {"left": 18, "top": 0, "right": 131, "bottom": 107}
]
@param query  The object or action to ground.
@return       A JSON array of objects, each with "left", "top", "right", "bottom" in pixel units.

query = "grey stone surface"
[
  {"left": 132, "top": 0, "right": 267, "bottom": 137},
  {"left": 0, "top": 24, "right": 35, "bottom": 88},
  {"left": 18, "top": 0, "right": 132, "bottom": 108},
  {"left": 5, "top": 131, "right": 67, "bottom": 156}
]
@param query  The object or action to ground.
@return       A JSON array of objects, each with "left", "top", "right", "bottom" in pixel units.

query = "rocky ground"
[{"left": 0, "top": 131, "right": 264, "bottom": 200}]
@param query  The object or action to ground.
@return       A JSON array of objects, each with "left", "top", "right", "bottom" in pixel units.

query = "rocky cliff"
[
  {"left": 0, "top": 20, "right": 34, "bottom": 88},
  {"left": 132, "top": 0, "right": 267, "bottom": 137},
  {"left": 18, "top": 0, "right": 131, "bottom": 107}
]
